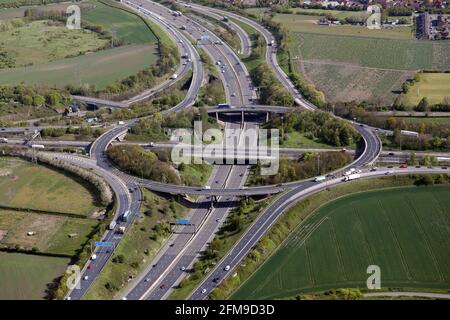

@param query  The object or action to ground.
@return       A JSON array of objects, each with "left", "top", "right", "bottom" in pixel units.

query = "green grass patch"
[
  {"left": 0, "top": 251, "right": 69, "bottom": 300},
  {"left": 0, "top": 210, "right": 98, "bottom": 256},
  {"left": 280, "top": 131, "right": 342, "bottom": 148},
  {"left": 0, "top": 44, "right": 157, "bottom": 89},
  {"left": 273, "top": 13, "right": 413, "bottom": 40},
  {"left": 82, "top": 0, "right": 157, "bottom": 44},
  {"left": 232, "top": 184, "right": 450, "bottom": 299},
  {"left": 0, "top": 20, "right": 109, "bottom": 68},
  {"left": 404, "top": 73, "right": 450, "bottom": 106},
  {"left": 0, "top": 157, "right": 103, "bottom": 216}
]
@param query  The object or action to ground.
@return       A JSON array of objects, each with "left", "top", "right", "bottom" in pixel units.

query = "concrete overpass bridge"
[{"left": 207, "top": 105, "right": 292, "bottom": 122}]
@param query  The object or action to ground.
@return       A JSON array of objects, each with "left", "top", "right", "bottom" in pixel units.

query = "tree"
[{"left": 416, "top": 97, "right": 429, "bottom": 112}]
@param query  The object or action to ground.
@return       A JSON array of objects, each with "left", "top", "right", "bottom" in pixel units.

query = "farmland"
[
  {"left": 0, "top": 210, "right": 98, "bottom": 255},
  {"left": 232, "top": 186, "right": 450, "bottom": 299},
  {"left": 404, "top": 73, "right": 450, "bottom": 106},
  {"left": 272, "top": 11, "right": 450, "bottom": 105},
  {"left": 0, "top": 44, "right": 157, "bottom": 89},
  {"left": 0, "top": 0, "right": 160, "bottom": 88},
  {"left": 0, "top": 20, "right": 109, "bottom": 68},
  {"left": 0, "top": 251, "right": 69, "bottom": 300},
  {"left": 0, "top": 157, "right": 102, "bottom": 215}
]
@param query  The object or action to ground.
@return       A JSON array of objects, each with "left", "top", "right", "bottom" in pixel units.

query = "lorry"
[
  {"left": 31, "top": 144, "right": 45, "bottom": 149},
  {"left": 343, "top": 168, "right": 356, "bottom": 176},
  {"left": 203, "top": 185, "right": 211, "bottom": 190},
  {"left": 0, "top": 138, "right": 8, "bottom": 143},
  {"left": 170, "top": 73, "right": 178, "bottom": 80},
  {"left": 268, "top": 39, "right": 275, "bottom": 46},
  {"left": 118, "top": 121, "right": 125, "bottom": 125},
  {"left": 314, "top": 176, "right": 326, "bottom": 182},
  {"left": 122, "top": 210, "right": 131, "bottom": 222},
  {"left": 343, "top": 173, "right": 361, "bottom": 182},
  {"left": 180, "top": 25, "right": 186, "bottom": 30},
  {"left": 109, "top": 221, "right": 117, "bottom": 230}
]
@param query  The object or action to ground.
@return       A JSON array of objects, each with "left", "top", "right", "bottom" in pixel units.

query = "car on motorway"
[
  {"left": 416, "top": 165, "right": 421, "bottom": 168},
  {"left": 399, "top": 163, "right": 408, "bottom": 168},
  {"left": 84, "top": 276, "right": 89, "bottom": 281},
  {"left": 160, "top": 284, "right": 166, "bottom": 289},
  {"left": 180, "top": 266, "right": 186, "bottom": 271},
  {"left": 201, "top": 289, "right": 207, "bottom": 294},
  {"left": 224, "top": 265, "right": 230, "bottom": 271},
  {"left": 370, "top": 167, "right": 377, "bottom": 172},
  {"left": 442, "top": 166, "right": 448, "bottom": 169},
  {"left": 388, "top": 152, "right": 395, "bottom": 156},
  {"left": 144, "top": 278, "right": 150, "bottom": 282},
  {"left": 203, "top": 185, "right": 211, "bottom": 190},
  {"left": 231, "top": 92, "right": 236, "bottom": 97},
  {"left": 91, "top": 254, "right": 97, "bottom": 260}
]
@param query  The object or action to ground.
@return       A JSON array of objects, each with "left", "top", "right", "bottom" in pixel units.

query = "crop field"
[
  {"left": 285, "top": 25, "right": 450, "bottom": 104},
  {"left": 0, "top": 210, "right": 97, "bottom": 255},
  {"left": 82, "top": 0, "right": 158, "bottom": 44},
  {"left": 405, "top": 73, "right": 450, "bottom": 106},
  {"left": 0, "top": 44, "right": 157, "bottom": 88},
  {"left": 0, "top": 157, "right": 102, "bottom": 216},
  {"left": 233, "top": 186, "right": 450, "bottom": 299},
  {"left": 273, "top": 13, "right": 413, "bottom": 39},
  {"left": 0, "top": 0, "right": 160, "bottom": 88},
  {"left": 0, "top": 20, "right": 108, "bottom": 68},
  {"left": 0, "top": 251, "right": 69, "bottom": 300}
]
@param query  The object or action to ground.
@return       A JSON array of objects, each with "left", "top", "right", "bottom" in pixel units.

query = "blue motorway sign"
[
  {"left": 176, "top": 219, "right": 191, "bottom": 225},
  {"left": 95, "top": 241, "right": 114, "bottom": 247}
]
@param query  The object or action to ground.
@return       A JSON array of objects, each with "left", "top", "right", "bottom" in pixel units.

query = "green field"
[
  {"left": 284, "top": 24, "right": 450, "bottom": 104},
  {"left": 0, "top": 210, "right": 98, "bottom": 255},
  {"left": 0, "top": 251, "right": 69, "bottom": 300},
  {"left": 0, "top": 157, "right": 102, "bottom": 215},
  {"left": 233, "top": 186, "right": 450, "bottom": 299},
  {"left": 405, "top": 73, "right": 450, "bottom": 106},
  {"left": 0, "top": 0, "right": 160, "bottom": 88},
  {"left": 82, "top": 0, "right": 157, "bottom": 44},
  {"left": 0, "top": 44, "right": 157, "bottom": 88},
  {"left": 274, "top": 13, "right": 413, "bottom": 40},
  {"left": 0, "top": 20, "right": 108, "bottom": 67}
]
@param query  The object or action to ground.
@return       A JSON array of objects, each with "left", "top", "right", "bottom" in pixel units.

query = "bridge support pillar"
[
  {"left": 266, "top": 112, "right": 270, "bottom": 122},
  {"left": 241, "top": 111, "right": 244, "bottom": 124},
  {"left": 216, "top": 112, "right": 218, "bottom": 122}
]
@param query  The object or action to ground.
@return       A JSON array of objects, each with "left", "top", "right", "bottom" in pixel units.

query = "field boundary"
[{"left": 0, "top": 204, "right": 88, "bottom": 219}]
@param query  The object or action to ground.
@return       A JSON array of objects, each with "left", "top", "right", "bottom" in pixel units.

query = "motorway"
[
  {"left": 65, "top": 1, "right": 205, "bottom": 299},
  {"left": 6, "top": 0, "right": 443, "bottom": 301},
  {"left": 119, "top": 0, "right": 258, "bottom": 300}
]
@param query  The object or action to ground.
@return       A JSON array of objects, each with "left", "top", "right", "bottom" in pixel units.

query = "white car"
[
  {"left": 84, "top": 276, "right": 89, "bottom": 281},
  {"left": 91, "top": 254, "right": 97, "bottom": 260},
  {"left": 201, "top": 289, "right": 207, "bottom": 294},
  {"left": 224, "top": 265, "right": 230, "bottom": 271}
]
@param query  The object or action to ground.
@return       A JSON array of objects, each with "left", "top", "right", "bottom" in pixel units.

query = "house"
[{"left": 63, "top": 103, "right": 84, "bottom": 117}]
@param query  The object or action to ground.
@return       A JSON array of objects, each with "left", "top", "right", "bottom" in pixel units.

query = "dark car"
[
  {"left": 388, "top": 152, "right": 395, "bottom": 156},
  {"left": 442, "top": 167, "right": 448, "bottom": 169}
]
